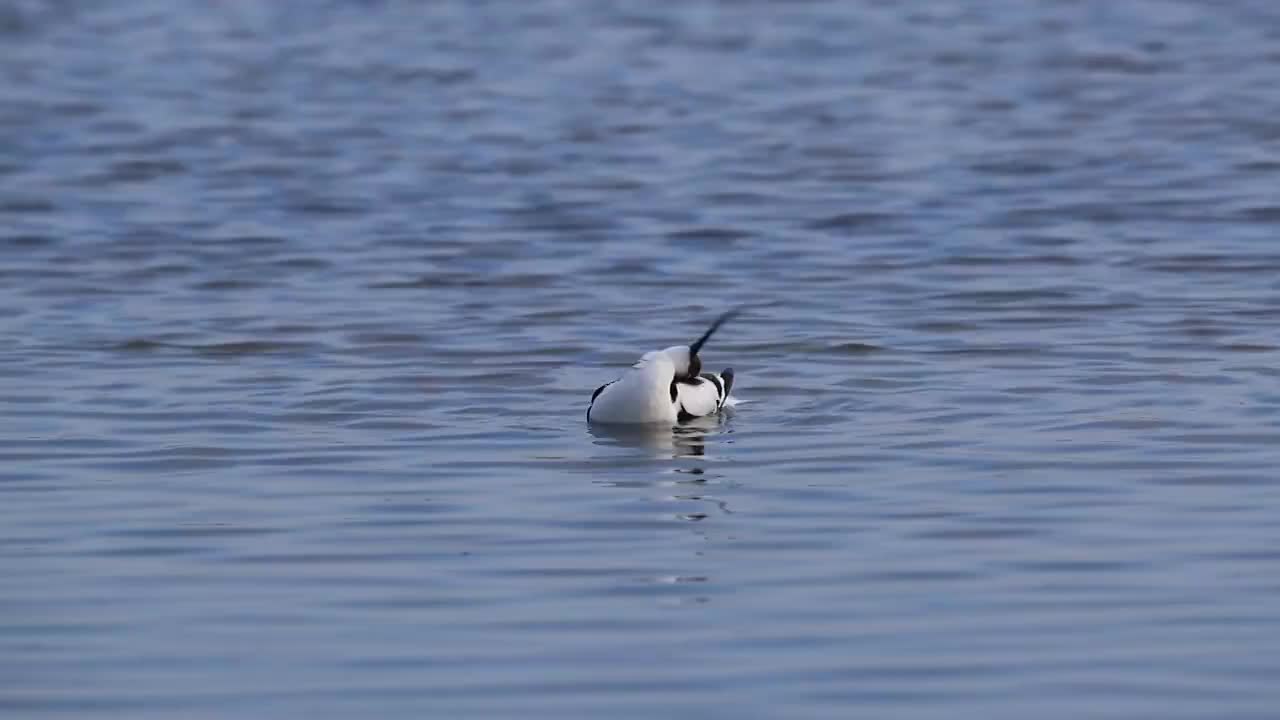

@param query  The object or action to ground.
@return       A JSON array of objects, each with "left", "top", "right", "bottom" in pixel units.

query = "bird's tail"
[{"left": 719, "top": 368, "right": 740, "bottom": 407}]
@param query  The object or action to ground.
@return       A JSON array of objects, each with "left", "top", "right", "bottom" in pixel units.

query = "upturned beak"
[{"left": 688, "top": 308, "right": 743, "bottom": 357}]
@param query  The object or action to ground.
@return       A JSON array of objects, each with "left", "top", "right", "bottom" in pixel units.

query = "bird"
[{"left": 587, "top": 309, "right": 741, "bottom": 425}]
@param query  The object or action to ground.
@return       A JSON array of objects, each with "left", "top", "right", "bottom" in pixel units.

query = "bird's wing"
[{"left": 675, "top": 377, "right": 722, "bottom": 419}]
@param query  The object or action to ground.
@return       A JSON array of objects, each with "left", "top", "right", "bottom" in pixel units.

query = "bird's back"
[{"left": 587, "top": 351, "right": 678, "bottom": 424}]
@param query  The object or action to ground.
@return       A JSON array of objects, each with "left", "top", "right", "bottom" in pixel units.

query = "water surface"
[{"left": 3, "top": 1, "right": 1280, "bottom": 718}]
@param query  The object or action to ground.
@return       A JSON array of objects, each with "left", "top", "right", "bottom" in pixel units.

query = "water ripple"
[{"left": 3, "top": 1, "right": 1280, "bottom": 719}]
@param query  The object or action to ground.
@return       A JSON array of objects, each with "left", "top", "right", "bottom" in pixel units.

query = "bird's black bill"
[{"left": 688, "top": 308, "right": 744, "bottom": 357}]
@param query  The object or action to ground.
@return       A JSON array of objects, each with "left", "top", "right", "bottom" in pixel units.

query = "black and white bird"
[{"left": 587, "top": 310, "right": 741, "bottom": 425}]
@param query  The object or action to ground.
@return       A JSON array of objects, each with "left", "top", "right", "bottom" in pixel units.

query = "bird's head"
[
  {"left": 662, "top": 345, "right": 700, "bottom": 381},
  {"left": 663, "top": 308, "right": 742, "bottom": 382}
]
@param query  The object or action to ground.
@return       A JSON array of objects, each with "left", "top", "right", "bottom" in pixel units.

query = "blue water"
[{"left": 4, "top": 1, "right": 1280, "bottom": 717}]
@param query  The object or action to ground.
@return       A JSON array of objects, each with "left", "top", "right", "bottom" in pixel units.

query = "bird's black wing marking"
[
  {"left": 588, "top": 381, "right": 615, "bottom": 421},
  {"left": 700, "top": 372, "right": 724, "bottom": 407},
  {"left": 591, "top": 382, "right": 613, "bottom": 404},
  {"left": 675, "top": 376, "right": 725, "bottom": 422}
]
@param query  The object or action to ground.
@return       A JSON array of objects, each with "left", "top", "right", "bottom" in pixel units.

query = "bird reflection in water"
[
  {"left": 587, "top": 414, "right": 729, "bottom": 460},
  {"left": 588, "top": 416, "right": 735, "bottom": 518}
]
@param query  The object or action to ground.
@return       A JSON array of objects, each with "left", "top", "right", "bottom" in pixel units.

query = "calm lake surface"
[{"left": 4, "top": 1, "right": 1280, "bottom": 717}]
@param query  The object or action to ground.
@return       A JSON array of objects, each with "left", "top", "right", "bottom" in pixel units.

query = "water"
[{"left": 4, "top": 1, "right": 1280, "bottom": 717}]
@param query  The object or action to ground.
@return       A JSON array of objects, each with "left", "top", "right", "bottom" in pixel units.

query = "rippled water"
[{"left": 4, "top": 1, "right": 1280, "bottom": 717}]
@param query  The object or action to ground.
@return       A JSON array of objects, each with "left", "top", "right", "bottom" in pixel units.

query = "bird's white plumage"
[
  {"left": 674, "top": 374, "right": 728, "bottom": 418},
  {"left": 587, "top": 347, "right": 682, "bottom": 425},
  {"left": 587, "top": 309, "right": 741, "bottom": 426},
  {"left": 588, "top": 363, "right": 736, "bottom": 424}
]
